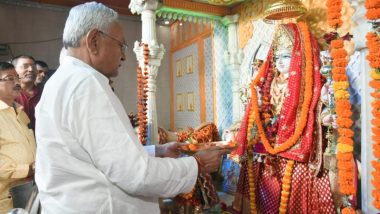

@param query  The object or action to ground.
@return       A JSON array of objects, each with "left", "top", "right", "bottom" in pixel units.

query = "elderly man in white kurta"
[{"left": 35, "top": 2, "right": 226, "bottom": 214}]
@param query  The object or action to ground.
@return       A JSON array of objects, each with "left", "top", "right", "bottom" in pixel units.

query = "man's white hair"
[{"left": 63, "top": 1, "right": 118, "bottom": 48}]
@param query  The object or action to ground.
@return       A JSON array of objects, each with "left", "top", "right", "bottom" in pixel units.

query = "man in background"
[
  {"left": 34, "top": 60, "right": 49, "bottom": 88},
  {"left": 0, "top": 62, "right": 36, "bottom": 213},
  {"left": 11, "top": 55, "right": 41, "bottom": 130},
  {"left": 35, "top": 2, "right": 227, "bottom": 213}
]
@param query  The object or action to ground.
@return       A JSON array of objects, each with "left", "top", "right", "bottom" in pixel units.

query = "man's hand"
[
  {"left": 194, "top": 147, "right": 229, "bottom": 174},
  {"left": 155, "top": 142, "right": 181, "bottom": 158}
]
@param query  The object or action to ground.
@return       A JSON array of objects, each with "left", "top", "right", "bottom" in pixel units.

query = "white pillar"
[
  {"left": 222, "top": 14, "right": 244, "bottom": 123},
  {"left": 129, "top": 0, "right": 165, "bottom": 145}
]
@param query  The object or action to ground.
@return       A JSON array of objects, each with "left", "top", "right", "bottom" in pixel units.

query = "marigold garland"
[
  {"left": 246, "top": 98, "right": 258, "bottom": 214},
  {"left": 365, "top": 0, "right": 380, "bottom": 209},
  {"left": 330, "top": 34, "right": 356, "bottom": 194},
  {"left": 327, "top": 0, "right": 356, "bottom": 204},
  {"left": 279, "top": 160, "right": 295, "bottom": 214}
]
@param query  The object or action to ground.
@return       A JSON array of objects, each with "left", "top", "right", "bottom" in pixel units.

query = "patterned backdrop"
[
  {"left": 213, "top": 23, "right": 232, "bottom": 134},
  {"left": 204, "top": 36, "right": 214, "bottom": 123}
]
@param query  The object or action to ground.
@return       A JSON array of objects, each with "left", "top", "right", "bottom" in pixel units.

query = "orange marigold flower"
[
  {"left": 371, "top": 100, "right": 380, "bottom": 109},
  {"left": 337, "top": 108, "right": 353, "bottom": 118},
  {"left": 373, "top": 127, "right": 380, "bottom": 135},
  {"left": 366, "top": 8, "right": 380, "bottom": 20},
  {"left": 370, "top": 80, "right": 380, "bottom": 89},
  {"left": 371, "top": 91, "right": 380, "bottom": 98},
  {"left": 332, "top": 58, "right": 348, "bottom": 67},
  {"left": 331, "top": 48, "right": 348, "bottom": 59},
  {"left": 335, "top": 99, "right": 351, "bottom": 109},
  {"left": 341, "top": 207, "right": 355, "bottom": 214},
  {"left": 337, "top": 117, "right": 353, "bottom": 128},
  {"left": 333, "top": 73, "right": 348, "bottom": 81},
  {"left": 372, "top": 178, "right": 380, "bottom": 189},
  {"left": 327, "top": 0, "right": 342, "bottom": 7},
  {"left": 372, "top": 189, "right": 380, "bottom": 209},
  {"left": 332, "top": 67, "right": 346, "bottom": 74},
  {"left": 331, "top": 39, "right": 344, "bottom": 48},
  {"left": 336, "top": 152, "right": 353, "bottom": 161},
  {"left": 338, "top": 128, "right": 354, "bottom": 138},
  {"left": 338, "top": 136, "right": 354, "bottom": 146},
  {"left": 372, "top": 160, "right": 380, "bottom": 171},
  {"left": 365, "top": 0, "right": 380, "bottom": 9}
]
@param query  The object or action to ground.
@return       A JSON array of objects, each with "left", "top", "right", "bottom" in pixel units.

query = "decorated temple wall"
[
  {"left": 172, "top": 43, "right": 201, "bottom": 130},
  {"left": 170, "top": 21, "right": 216, "bottom": 130}
]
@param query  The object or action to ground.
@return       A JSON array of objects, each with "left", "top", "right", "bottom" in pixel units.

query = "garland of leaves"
[
  {"left": 326, "top": 0, "right": 356, "bottom": 212},
  {"left": 365, "top": 0, "right": 380, "bottom": 210}
]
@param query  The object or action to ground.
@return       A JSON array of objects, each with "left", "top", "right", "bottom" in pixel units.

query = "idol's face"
[{"left": 274, "top": 48, "right": 292, "bottom": 75}]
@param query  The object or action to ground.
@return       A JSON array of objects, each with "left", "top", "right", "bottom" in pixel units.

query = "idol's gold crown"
[{"left": 264, "top": 0, "right": 306, "bottom": 20}]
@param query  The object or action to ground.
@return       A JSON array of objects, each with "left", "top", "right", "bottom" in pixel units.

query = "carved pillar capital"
[
  {"left": 129, "top": 0, "right": 160, "bottom": 15},
  {"left": 221, "top": 14, "right": 240, "bottom": 26}
]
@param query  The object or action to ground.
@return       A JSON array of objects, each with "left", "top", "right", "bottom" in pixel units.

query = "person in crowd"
[
  {"left": 0, "top": 62, "right": 36, "bottom": 213},
  {"left": 34, "top": 60, "right": 49, "bottom": 88},
  {"left": 35, "top": 2, "right": 228, "bottom": 213},
  {"left": 11, "top": 55, "right": 41, "bottom": 130}
]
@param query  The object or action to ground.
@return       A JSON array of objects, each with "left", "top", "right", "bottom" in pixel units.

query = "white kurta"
[{"left": 35, "top": 56, "right": 198, "bottom": 214}]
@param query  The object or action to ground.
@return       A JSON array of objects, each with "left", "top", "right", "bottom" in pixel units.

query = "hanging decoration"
[
  {"left": 137, "top": 43, "right": 149, "bottom": 145},
  {"left": 207, "top": 0, "right": 244, "bottom": 6},
  {"left": 325, "top": 0, "right": 356, "bottom": 212},
  {"left": 365, "top": 0, "right": 380, "bottom": 210}
]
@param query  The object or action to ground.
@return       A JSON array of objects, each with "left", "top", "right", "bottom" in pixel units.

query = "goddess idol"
[{"left": 232, "top": 22, "right": 337, "bottom": 213}]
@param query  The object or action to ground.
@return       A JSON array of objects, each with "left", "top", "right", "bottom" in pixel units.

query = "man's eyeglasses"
[
  {"left": 0, "top": 75, "right": 21, "bottom": 82},
  {"left": 99, "top": 31, "right": 128, "bottom": 54},
  {"left": 17, "top": 64, "right": 36, "bottom": 70}
]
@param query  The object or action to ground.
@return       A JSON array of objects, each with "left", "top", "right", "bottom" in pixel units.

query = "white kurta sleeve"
[{"left": 67, "top": 76, "right": 197, "bottom": 198}]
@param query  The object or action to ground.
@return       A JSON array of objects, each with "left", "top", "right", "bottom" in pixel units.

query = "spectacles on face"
[
  {"left": 17, "top": 63, "right": 36, "bottom": 70},
  {"left": 0, "top": 75, "right": 21, "bottom": 82},
  {"left": 99, "top": 31, "right": 128, "bottom": 54}
]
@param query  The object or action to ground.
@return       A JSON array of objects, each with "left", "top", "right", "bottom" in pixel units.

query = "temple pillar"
[
  {"left": 129, "top": 0, "right": 165, "bottom": 145},
  {"left": 222, "top": 14, "right": 244, "bottom": 123}
]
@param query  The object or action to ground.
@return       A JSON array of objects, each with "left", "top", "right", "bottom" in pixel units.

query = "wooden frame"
[
  {"left": 187, "top": 92, "right": 195, "bottom": 111},
  {"left": 186, "top": 55, "right": 194, "bottom": 74},
  {"left": 175, "top": 59, "right": 182, "bottom": 77},
  {"left": 181, "top": 58, "right": 187, "bottom": 76},
  {"left": 176, "top": 93, "right": 184, "bottom": 111}
]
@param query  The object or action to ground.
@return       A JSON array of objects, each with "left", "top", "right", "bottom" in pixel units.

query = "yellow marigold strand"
[{"left": 279, "top": 160, "right": 295, "bottom": 214}]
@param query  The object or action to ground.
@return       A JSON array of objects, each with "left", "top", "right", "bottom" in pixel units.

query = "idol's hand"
[
  {"left": 194, "top": 147, "right": 229, "bottom": 174},
  {"left": 155, "top": 141, "right": 181, "bottom": 158}
]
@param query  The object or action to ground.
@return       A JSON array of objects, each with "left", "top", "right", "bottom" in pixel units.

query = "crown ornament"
[
  {"left": 273, "top": 25, "right": 294, "bottom": 52},
  {"left": 264, "top": 0, "right": 306, "bottom": 20}
]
